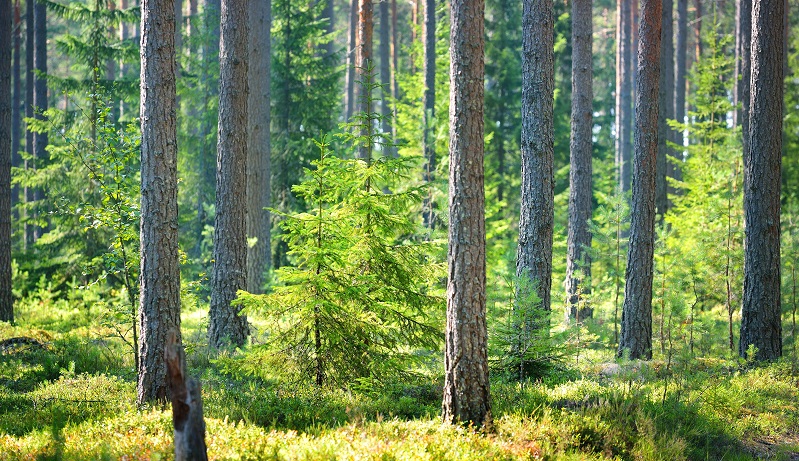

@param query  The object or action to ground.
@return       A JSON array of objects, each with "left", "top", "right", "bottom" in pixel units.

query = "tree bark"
[
  {"left": 345, "top": 0, "right": 357, "bottom": 121},
  {"left": 618, "top": 0, "right": 661, "bottom": 361},
  {"left": 246, "top": 0, "right": 271, "bottom": 294},
  {"left": 138, "top": 0, "right": 181, "bottom": 405},
  {"left": 32, "top": 0, "right": 47, "bottom": 240},
  {"left": 0, "top": 0, "right": 13, "bottom": 323},
  {"left": 209, "top": 0, "right": 249, "bottom": 348},
  {"left": 379, "top": 0, "right": 392, "bottom": 149},
  {"left": 566, "top": 0, "right": 593, "bottom": 320},
  {"left": 322, "top": 0, "right": 334, "bottom": 57},
  {"left": 616, "top": 0, "right": 633, "bottom": 193},
  {"left": 442, "top": 0, "right": 491, "bottom": 429},
  {"left": 673, "top": 0, "right": 686, "bottom": 184},
  {"left": 656, "top": 0, "right": 673, "bottom": 218},
  {"left": 24, "top": 0, "right": 32, "bottom": 248},
  {"left": 356, "top": 0, "right": 373, "bottom": 160},
  {"left": 734, "top": 0, "right": 751, "bottom": 159},
  {"left": 11, "top": 0, "right": 20, "bottom": 218},
  {"left": 740, "top": 0, "right": 783, "bottom": 361},
  {"left": 166, "top": 332, "right": 208, "bottom": 461},
  {"left": 517, "top": 0, "right": 554, "bottom": 314},
  {"left": 422, "top": 0, "right": 436, "bottom": 228}
]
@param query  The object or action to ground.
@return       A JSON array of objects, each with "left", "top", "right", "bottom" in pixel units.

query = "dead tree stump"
[{"left": 165, "top": 331, "right": 208, "bottom": 461}]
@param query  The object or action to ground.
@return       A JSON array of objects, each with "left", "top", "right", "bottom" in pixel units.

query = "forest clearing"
[{"left": 1, "top": 0, "right": 799, "bottom": 457}]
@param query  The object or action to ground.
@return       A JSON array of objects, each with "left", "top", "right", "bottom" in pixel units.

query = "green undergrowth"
[{"left": 1, "top": 302, "right": 798, "bottom": 460}]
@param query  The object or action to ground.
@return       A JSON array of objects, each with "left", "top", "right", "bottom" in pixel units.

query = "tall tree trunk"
[
  {"left": 517, "top": 0, "right": 554, "bottom": 314},
  {"left": 192, "top": 0, "right": 220, "bottom": 260},
  {"left": 32, "top": 0, "right": 47, "bottom": 240},
  {"left": 379, "top": 0, "right": 392, "bottom": 151},
  {"left": 209, "top": 0, "right": 249, "bottom": 348},
  {"left": 391, "top": 0, "right": 398, "bottom": 102},
  {"left": 694, "top": 0, "right": 701, "bottom": 59},
  {"left": 566, "top": 0, "right": 593, "bottom": 320},
  {"left": 356, "top": 0, "right": 373, "bottom": 160},
  {"left": 616, "top": 0, "right": 633, "bottom": 193},
  {"left": 626, "top": 0, "right": 635, "bottom": 191},
  {"left": 656, "top": 0, "right": 673, "bottom": 218},
  {"left": 442, "top": 0, "right": 491, "bottom": 429},
  {"left": 138, "top": 0, "right": 181, "bottom": 405},
  {"left": 322, "top": 0, "right": 334, "bottom": 57},
  {"left": 672, "top": 0, "right": 686, "bottom": 185},
  {"left": 246, "top": 0, "right": 271, "bottom": 294},
  {"left": 1, "top": 0, "right": 13, "bottom": 323},
  {"left": 739, "top": 0, "right": 783, "bottom": 361},
  {"left": 734, "top": 0, "right": 751, "bottom": 159},
  {"left": 11, "top": 0, "right": 21, "bottom": 219},
  {"left": 345, "top": 0, "right": 357, "bottom": 120},
  {"left": 24, "top": 0, "right": 33, "bottom": 248},
  {"left": 422, "top": 0, "right": 435, "bottom": 228},
  {"left": 618, "top": 0, "right": 661, "bottom": 361}
]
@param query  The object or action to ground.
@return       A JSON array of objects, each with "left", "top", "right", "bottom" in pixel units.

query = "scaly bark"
[
  {"left": 442, "top": 0, "right": 491, "bottom": 429},
  {"left": 566, "top": 0, "right": 594, "bottom": 320},
  {"left": 138, "top": 0, "right": 181, "bottom": 404},
  {"left": 739, "top": 0, "right": 783, "bottom": 361},
  {"left": 517, "top": 0, "right": 555, "bottom": 314},
  {"left": 209, "top": 0, "right": 249, "bottom": 348},
  {"left": 618, "top": 0, "right": 661, "bottom": 360},
  {"left": 0, "top": 0, "right": 13, "bottom": 323}
]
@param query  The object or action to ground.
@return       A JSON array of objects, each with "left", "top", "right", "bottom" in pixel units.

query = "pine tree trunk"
[
  {"left": 694, "top": 0, "right": 701, "bottom": 60},
  {"left": 24, "top": 0, "right": 33, "bottom": 248},
  {"left": 345, "top": 0, "right": 357, "bottom": 120},
  {"left": 379, "top": 0, "right": 392, "bottom": 150},
  {"left": 192, "top": 0, "right": 220, "bottom": 260},
  {"left": 0, "top": 0, "right": 13, "bottom": 323},
  {"left": 356, "top": 0, "right": 373, "bottom": 160},
  {"left": 734, "top": 0, "right": 751, "bottom": 158},
  {"left": 246, "top": 0, "right": 271, "bottom": 294},
  {"left": 517, "top": 0, "right": 554, "bottom": 314},
  {"left": 138, "top": 0, "right": 181, "bottom": 405},
  {"left": 422, "top": 0, "right": 436, "bottom": 228},
  {"left": 656, "top": 0, "right": 673, "bottom": 218},
  {"left": 618, "top": 0, "right": 661, "bottom": 361},
  {"left": 442, "top": 0, "right": 491, "bottom": 429},
  {"left": 566, "top": 0, "right": 593, "bottom": 320},
  {"left": 391, "top": 0, "right": 398, "bottom": 102},
  {"left": 322, "top": 0, "right": 334, "bottom": 57},
  {"left": 740, "top": 0, "right": 783, "bottom": 361},
  {"left": 673, "top": 0, "right": 686, "bottom": 185},
  {"left": 11, "top": 0, "right": 20, "bottom": 219},
  {"left": 209, "top": 0, "right": 249, "bottom": 348},
  {"left": 32, "top": 0, "right": 46, "bottom": 240},
  {"left": 616, "top": 0, "right": 633, "bottom": 193}
]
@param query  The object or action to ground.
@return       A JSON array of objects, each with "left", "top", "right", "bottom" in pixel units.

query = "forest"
[{"left": 0, "top": 0, "right": 798, "bottom": 457}]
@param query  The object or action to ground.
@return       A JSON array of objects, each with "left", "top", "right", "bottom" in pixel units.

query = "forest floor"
[{"left": 1, "top": 298, "right": 798, "bottom": 460}]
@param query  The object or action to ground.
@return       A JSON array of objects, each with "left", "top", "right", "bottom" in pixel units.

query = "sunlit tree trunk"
[
  {"left": 246, "top": 0, "right": 272, "bottom": 294},
  {"left": 24, "top": 0, "right": 33, "bottom": 247},
  {"left": 618, "top": 0, "right": 661, "bottom": 361},
  {"left": 138, "top": 0, "right": 181, "bottom": 404},
  {"left": 740, "top": 0, "right": 783, "bottom": 361},
  {"left": 345, "top": 0, "right": 357, "bottom": 120},
  {"left": 355, "top": 0, "right": 373, "bottom": 160},
  {"left": 442, "top": 0, "right": 491, "bottom": 429},
  {"left": 209, "top": 0, "right": 250, "bottom": 348},
  {"left": 517, "top": 0, "right": 554, "bottom": 314},
  {"left": 656, "top": 0, "right": 673, "bottom": 218},
  {"left": 566, "top": 0, "right": 593, "bottom": 320},
  {"left": 422, "top": 0, "right": 436, "bottom": 228}
]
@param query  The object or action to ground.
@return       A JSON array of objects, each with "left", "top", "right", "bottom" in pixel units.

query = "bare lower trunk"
[
  {"left": 138, "top": 0, "right": 181, "bottom": 404},
  {"left": 618, "top": 0, "right": 661, "bottom": 361},
  {"left": 442, "top": 0, "right": 491, "bottom": 429},
  {"left": 0, "top": 0, "right": 13, "bottom": 323},
  {"left": 422, "top": 0, "right": 436, "bottom": 228},
  {"left": 739, "top": 0, "right": 783, "bottom": 361},
  {"left": 566, "top": 0, "right": 593, "bottom": 320},
  {"left": 356, "top": 0, "right": 374, "bottom": 160},
  {"left": 209, "top": 0, "right": 250, "bottom": 348},
  {"left": 517, "top": 0, "right": 555, "bottom": 315},
  {"left": 246, "top": 0, "right": 272, "bottom": 294},
  {"left": 656, "top": 0, "right": 673, "bottom": 218}
]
